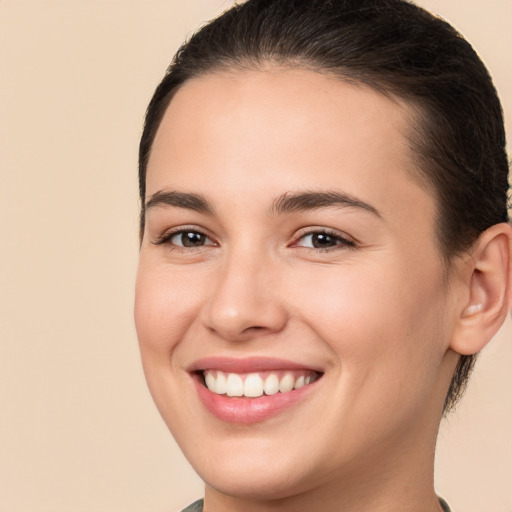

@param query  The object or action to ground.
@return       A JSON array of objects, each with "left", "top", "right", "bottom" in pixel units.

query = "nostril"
[{"left": 244, "top": 325, "right": 266, "bottom": 332}]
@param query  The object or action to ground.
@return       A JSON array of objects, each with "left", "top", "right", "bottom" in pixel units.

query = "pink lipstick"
[{"left": 190, "top": 357, "right": 322, "bottom": 424}]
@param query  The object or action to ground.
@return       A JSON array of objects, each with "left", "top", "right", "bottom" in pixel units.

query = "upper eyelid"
[
  {"left": 290, "top": 229, "right": 359, "bottom": 252},
  {"left": 152, "top": 226, "right": 215, "bottom": 246},
  {"left": 151, "top": 225, "right": 356, "bottom": 247},
  {"left": 293, "top": 226, "right": 356, "bottom": 242}
]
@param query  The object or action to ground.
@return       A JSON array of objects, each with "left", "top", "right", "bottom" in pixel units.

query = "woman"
[{"left": 134, "top": 1, "right": 512, "bottom": 510}]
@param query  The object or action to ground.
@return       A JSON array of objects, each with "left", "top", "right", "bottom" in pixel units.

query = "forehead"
[{"left": 147, "top": 68, "right": 434, "bottom": 230}]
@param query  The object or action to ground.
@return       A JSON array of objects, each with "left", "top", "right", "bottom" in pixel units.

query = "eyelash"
[
  {"left": 152, "top": 227, "right": 215, "bottom": 250},
  {"left": 152, "top": 227, "right": 356, "bottom": 252},
  {"left": 294, "top": 229, "right": 356, "bottom": 251}
]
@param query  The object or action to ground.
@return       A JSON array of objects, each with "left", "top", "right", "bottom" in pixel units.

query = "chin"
[
  {"left": 201, "top": 462, "right": 314, "bottom": 502},
  {"left": 183, "top": 434, "right": 333, "bottom": 502}
]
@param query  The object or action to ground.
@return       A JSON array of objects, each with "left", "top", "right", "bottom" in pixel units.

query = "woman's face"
[{"left": 135, "top": 69, "right": 460, "bottom": 501}]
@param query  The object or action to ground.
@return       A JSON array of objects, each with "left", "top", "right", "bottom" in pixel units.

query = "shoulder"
[
  {"left": 180, "top": 499, "right": 204, "bottom": 512},
  {"left": 439, "top": 497, "right": 452, "bottom": 512},
  {"left": 180, "top": 498, "right": 450, "bottom": 511}
]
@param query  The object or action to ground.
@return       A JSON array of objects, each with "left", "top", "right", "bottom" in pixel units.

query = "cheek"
[
  {"left": 294, "top": 264, "right": 449, "bottom": 450},
  {"left": 286, "top": 259, "right": 448, "bottom": 389},
  {"left": 134, "top": 260, "right": 205, "bottom": 428},
  {"left": 134, "top": 259, "right": 204, "bottom": 356}
]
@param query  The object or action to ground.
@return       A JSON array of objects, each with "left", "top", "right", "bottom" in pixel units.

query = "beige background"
[{"left": 0, "top": 1, "right": 510, "bottom": 511}]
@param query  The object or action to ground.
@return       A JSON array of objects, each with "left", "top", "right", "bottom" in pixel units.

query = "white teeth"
[
  {"left": 244, "top": 373, "right": 264, "bottom": 397},
  {"left": 205, "top": 372, "right": 216, "bottom": 391},
  {"left": 263, "top": 373, "right": 280, "bottom": 395},
  {"left": 279, "top": 373, "right": 295, "bottom": 393},
  {"left": 294, "top": 375, "right": 305, "bottom": 389},
  {"left": 204, "top": 370, "right": 319, "bottom": 397},
  {"left": 215, "top": 372, "right": 227, "bottom": 394},
  {"left": 226, "top": 373, "right": 243, "bottom": 397}
]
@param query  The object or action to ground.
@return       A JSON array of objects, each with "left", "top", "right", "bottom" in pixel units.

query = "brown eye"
[
  {"left": 169, "top": 231, "right": 206, "bottom": 247},
  {"left": 152, "top": 228, "right": 217, "bottom": 249},
  {"left": 295, "top": 231, "right": 355, "bottom": 250},
  {"left": 310, "top": 233, "right": 338, "bottom": 248},
  {"left": 170, "top": 231, "right": 212, "bottom": 247}
]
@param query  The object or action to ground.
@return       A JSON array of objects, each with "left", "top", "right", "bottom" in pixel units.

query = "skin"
[{"left": 135, "top": 68, "right": 468, "bottom": 512}]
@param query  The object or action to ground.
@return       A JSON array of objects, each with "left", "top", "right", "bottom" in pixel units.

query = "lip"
[
  {"left": 189, "top": 357, "right": 323, "bottom": 424},
  {"left": 189, "top": 356, "right": 323, "bottom": 373}
]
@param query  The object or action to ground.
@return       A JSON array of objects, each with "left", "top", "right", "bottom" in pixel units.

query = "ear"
[{"left": 450, "top": 223, "right": 512, "bottom": 356}]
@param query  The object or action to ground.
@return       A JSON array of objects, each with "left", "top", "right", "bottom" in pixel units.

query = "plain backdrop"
[{"left": 0, "top": 1, "right": 510, "bottom": 511}]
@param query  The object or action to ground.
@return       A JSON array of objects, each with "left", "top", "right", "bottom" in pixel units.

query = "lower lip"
[{"left": 193, "top": 375, "right": 318, "bottom": 425}]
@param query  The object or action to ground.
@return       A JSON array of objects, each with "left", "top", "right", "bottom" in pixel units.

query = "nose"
[{"left": 201, "top": 249, "right": 288, "bottom": 342}]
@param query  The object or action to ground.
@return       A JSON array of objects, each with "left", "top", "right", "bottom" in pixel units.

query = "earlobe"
[{"left": 451, "top": 223, "right": 512, "bottom": 356}]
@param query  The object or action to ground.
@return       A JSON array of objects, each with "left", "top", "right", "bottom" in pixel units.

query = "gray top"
[
  {"left": 439, "top": 497, "right": 451, "bottom": 511},
  {"left": 181, "top": 497, "right": 452, "bottom": 511},
  {"left": 181, "top": 499, "right": 203, "bottom": 512}
]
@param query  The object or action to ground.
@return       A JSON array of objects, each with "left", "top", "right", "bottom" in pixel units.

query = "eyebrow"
[
  {"left": 145, "top": 190, "right": 215, "bottom": 214},
  {"left": 270, "top": 191, "right": 382, "bottom": 218},
  {"left": 144, "top": 189, "right": 382, "bottom": 219}
]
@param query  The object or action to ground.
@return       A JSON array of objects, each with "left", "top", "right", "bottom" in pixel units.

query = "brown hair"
[{"left": 138, "top": 0, "right": 510, "bottom": 412}]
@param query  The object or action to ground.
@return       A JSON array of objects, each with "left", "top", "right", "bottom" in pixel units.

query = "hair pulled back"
[{"left": 138, "top": 0, "right": 510, "bottom": 412}]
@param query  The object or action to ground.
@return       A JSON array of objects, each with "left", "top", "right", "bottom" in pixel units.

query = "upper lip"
[{"left": 188, "top": 356, "right": 323, "bottom": 374}]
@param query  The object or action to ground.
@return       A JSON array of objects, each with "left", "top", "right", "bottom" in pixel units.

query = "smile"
[
  {"left": 203, "top": 369, "right": 319, "bottom": 398},
  {"left": 190, "top": 358, "right": 324, "bottom": 424}
]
